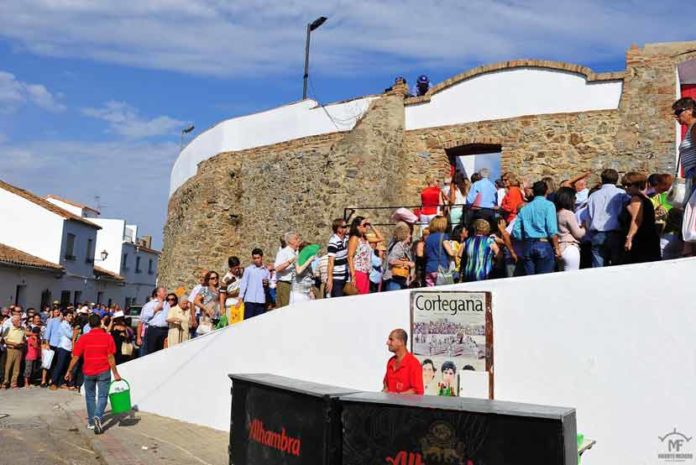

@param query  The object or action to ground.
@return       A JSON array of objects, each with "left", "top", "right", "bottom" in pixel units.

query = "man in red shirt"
[
  {"left": 383, "top": 328, "right": 424, "bottom": 395},
  {"left": 65, "top": 313, "right": 121, "bottom": 434}
]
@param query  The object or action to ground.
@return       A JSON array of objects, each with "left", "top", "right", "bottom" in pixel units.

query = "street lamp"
[
  {"left": 95, "top": 250, "right": 109, "bottom": 262},
  {"left": 302, "top": 16, "right": 328, "bottom": 100},
  {"left": 180, "top": 124, "right": 195, "bottom": 151}
]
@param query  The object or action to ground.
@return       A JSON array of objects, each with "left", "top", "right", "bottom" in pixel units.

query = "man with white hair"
[
  {"left": 273, "top": 231, "right": 300, "bottom": 308},
  {"left": 2, "top": 315, "right": 25, "bottom": 388},
  {"left": 466, "top": 168, "right": 498, "bottom": 209}
]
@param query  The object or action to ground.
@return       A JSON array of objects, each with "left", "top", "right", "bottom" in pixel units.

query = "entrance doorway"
[
  {"left": 446, "top": 144, "right": 502, "bottom": 182},
  {"left": 14, "top": 285, "right": 26, "bottom": 307}
]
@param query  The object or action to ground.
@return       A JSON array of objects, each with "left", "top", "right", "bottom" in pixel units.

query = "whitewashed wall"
[
  {"left": 60, "top": 220, "right": 99, "bottom": 278},
  {"left": 46, "top": 198, "right": 83, "bottom": 217},
  {"left": 405, "top": 68, "right": 622, "bottom": 130},
  {"left": 119, "top": 258, "right": 696, "bottom": 465},
  {"left": 170, "top": 97, "right": 376, "bottom": 195},
  {"left": 169, "top": 69, "right": 622, "bottom": 198},
  {"left": 0, "top": 189, "right": 64, "bottom": 264},
  {"left": 93, "top": 218, "right": 126, "bottom": 275}
]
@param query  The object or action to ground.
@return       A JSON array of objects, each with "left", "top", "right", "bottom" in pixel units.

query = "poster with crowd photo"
[{"left": 410, "top": 290, "right": 493, "bottom": 399}]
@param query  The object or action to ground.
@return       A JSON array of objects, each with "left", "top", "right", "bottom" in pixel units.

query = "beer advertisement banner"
[
  {"left": 341, "top": 399, "right": 576, "bottom": 465},
  {"left": 231, "top": 381, "right": 336, "bottom": 465},
  {"left": 410, "top": 291, "right": 493, "bottom": 398}
]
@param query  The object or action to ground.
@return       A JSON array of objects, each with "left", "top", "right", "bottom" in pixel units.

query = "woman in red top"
[
  {"left": 420, "top": 175, "right": 446, "bottom": 226},
  {"left": 500, "top": 173, "right": 525, "bottom": 222}
]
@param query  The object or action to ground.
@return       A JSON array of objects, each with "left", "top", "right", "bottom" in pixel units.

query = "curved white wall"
[
  {"left": 405, "top": 68, "right": 622, "bottom": 130},
  {"left": 120, "top": 258, "right": 696, "bottom": 465},
  {"left": 169, "top": 97, "right": 376, "bottom": 196}
]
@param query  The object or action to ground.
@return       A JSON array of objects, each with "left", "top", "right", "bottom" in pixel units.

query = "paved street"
[
  {"left": 0, "top": 388, "right": 101, "bottom": 465},
  {"left": 0, "top": 387, "right": 228, "bottom": 465}
]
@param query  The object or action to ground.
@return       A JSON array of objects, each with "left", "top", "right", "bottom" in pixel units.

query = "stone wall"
[
  {"left": 160, "top": 41, "right": 696, "bottom": 290},
  {"left": 398, "top": 110, "right": 620, "bottom": 204},
  {"left": 159, "top": 96, "right": 405, "bottom": 289}
]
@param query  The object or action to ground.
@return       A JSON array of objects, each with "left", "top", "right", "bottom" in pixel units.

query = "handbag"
[
  {"left": 392, "top": 265, "right": 410, "bottom": 279},
  {"left": 435, "top": 233, "right": 454, "bottom": 285},
  {"left": 343, "top": 282, "right": 359, "bottom": 295},
  {"left": 388, "top": 241, "right": 411, "bottom": 279},
  {"left": 667, "top": 150, "right": 691, "bottom": 208},
  {"left": 41, "top": 348, "right": 55, "bottom": 370},
  {"left": 682, "top": 188, "right": 696, "bottom": 242},
  {"left": 121, "top": 341, "right": 134, "bottom": 356}
]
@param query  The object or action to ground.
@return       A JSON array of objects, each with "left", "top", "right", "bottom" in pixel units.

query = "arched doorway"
[{"left": 445, "top": 143, "right": 502, "bottom": 181}]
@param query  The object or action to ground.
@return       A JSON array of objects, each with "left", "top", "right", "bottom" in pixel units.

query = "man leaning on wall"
[{"left": 274, "top": 232, "right": 300, "bottom": 308}]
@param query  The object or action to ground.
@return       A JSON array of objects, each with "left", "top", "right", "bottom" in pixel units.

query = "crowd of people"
[{"left": 0, "top": 303, "right": 128, "bottom": 390}]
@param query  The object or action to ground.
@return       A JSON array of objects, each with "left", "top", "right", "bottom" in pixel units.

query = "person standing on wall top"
[
  {"left": 65, "top": 313, "right": 121, "bottom": 435},
  {"left": 412, "top": 75, "right": 431, "bottom": 97},
  {"left": 512, "top": 180, "right": 561, "bottom": 275},
  {"left": 239, "top": 248, "right": 271, "bottom": 320},
  {"left": 274, "top": 232, "right": 300, "bottom": 308},
  {"left": 326, "top": 218, "right": 349, "bottom": 298},
  {"left": 383, "top": 328, "right": 424, "bottom": 395},
  {"left": 140, "top": 286, "right": 170, "bottom": 355}
]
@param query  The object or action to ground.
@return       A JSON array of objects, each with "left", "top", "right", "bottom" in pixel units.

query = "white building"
[{"left": 0, "top": 179, "right": 159, "bottom": 309}]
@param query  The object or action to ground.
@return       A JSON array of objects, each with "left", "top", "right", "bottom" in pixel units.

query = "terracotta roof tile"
[
  {"left": 0, "top": 179, "right": 101, "bottom": 229},
  {"left": 0, "top": 243, "right": 63, "bottom": 271}
]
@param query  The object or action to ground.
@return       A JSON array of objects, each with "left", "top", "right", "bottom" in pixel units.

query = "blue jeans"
[
  {"left": 384, "top": 279, "right": 407, "bottom": 291},
  {"left": 50, "top": 348, "right": 72, "bottom": 387},
  {"left": 590, "top": 231, "right": 623, "bottom": 268},
  {"left": 244, "top": 302, "right": 265, "bottom": 320},
  {"left": 84, "top": 369, "right": 111, "bottom": 423},
  {"left": 521, "top": 241, "right": 555, "bottom": 275}
]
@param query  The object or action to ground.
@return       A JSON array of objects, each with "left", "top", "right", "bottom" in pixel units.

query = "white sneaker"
[
  {"left": 93, "top": 416, "right": 103, "bottom": 435},
  {"left": 87, "top": 424, "right": 95, "bottom": 430}
]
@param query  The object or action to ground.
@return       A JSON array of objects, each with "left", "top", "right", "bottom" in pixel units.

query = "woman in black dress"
[
  {"left": 110, "top": 311, "right": 134, "bottom": 365},
  {"left": 622, "top": 172, "right": 661, "bottom": 264}
]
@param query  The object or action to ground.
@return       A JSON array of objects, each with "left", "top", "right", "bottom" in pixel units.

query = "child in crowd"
[{"left": 24, "top": 327, "right": 41, "bottom": 388}]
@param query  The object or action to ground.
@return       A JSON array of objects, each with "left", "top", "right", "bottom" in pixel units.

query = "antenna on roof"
[{"left": 94, "top": 195, "right": 108, "bottom": 213}]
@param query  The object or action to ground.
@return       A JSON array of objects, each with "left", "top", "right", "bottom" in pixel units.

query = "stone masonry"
[{"left": 160, "top": 41, "right": 696, "bottom": 290}]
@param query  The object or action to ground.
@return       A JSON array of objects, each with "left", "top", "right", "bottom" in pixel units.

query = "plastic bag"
[
  {"left": 41, "top": 348, "right": 55, "bottom": 370},
  {"left": 681, "top": 188, "right": 696, "bottom": 242}
]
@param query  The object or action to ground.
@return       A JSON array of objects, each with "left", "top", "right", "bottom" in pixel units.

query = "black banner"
[
  {"left": 341, "top": 393, "right": 576, "bottom": 465},
  {"left": 229, "top": 374, "right": 358, "bottom": 465}
]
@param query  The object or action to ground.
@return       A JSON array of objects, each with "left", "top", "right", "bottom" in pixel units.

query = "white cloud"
[
  {"left": 0, "top": 70, "right": 66, "bottom": 112},
  {"left": 0, "top": 138, "right": 179, "bottom": 248},
  {"left": 83, "top": 101, "right": 185, "bottom": 139},
  {"left": 0, "top": 1, "right": 691, "bottom": 78}
]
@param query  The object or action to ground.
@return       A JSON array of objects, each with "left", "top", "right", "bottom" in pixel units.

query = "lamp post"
[
  {"left": 180, "top": 124, "right": 195, "bottom": 151},
  {"left": 302, "top": 16, "right": 327, "bottom": 100}
]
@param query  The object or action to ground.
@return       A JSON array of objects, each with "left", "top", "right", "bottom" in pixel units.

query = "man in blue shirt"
[
  {"left": 586, "top": 169, "right": 628, "bottom": 267},
  {"left": 512, "top": 181, "right": 561, "bottom": 275},
  {"left": 240, "top": 248, "right": 271, "bottom": 320},
  {"left": 140, "top": 286, "right": 170, "bottom": 355}
]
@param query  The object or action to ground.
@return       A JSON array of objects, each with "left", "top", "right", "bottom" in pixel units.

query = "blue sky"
[{"left": 0, "top": 0, "right": 691, "bottom": 248}]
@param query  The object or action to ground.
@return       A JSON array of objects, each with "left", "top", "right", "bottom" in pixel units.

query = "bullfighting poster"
[{"left": 410, "top": 290, "right": 493, "bottom": 398}]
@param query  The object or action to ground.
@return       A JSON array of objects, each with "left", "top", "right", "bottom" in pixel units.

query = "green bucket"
[{"left": 108, "top": 379, "right": 132, "bottom": 414}]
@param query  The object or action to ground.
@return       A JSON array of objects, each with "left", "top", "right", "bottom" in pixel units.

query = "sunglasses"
[
  {"left": 166, "top": 297, "right": 177, "bottom": 302},
  {"left": 210, "top": 276, "right": 219, "bottom": 280}
]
